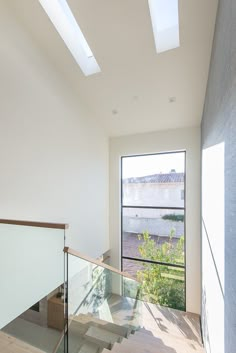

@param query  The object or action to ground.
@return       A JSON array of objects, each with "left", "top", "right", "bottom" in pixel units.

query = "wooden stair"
[
  {"left": 71, "top": 314, "right": 205, "bottom": 353},
  {"left": 101, "top": 329, "right": 205, "bottom": 353},
  {"left": 68, "top": 314, "right": 127, "bottom": 353},
  {"left": 0, "top": 312, "right": 205, "bottom": 353},
  {"left": 73, "top": 313, "right": 131, "bottom": 338}
]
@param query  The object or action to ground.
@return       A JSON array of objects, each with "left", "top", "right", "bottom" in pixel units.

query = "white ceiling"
[{"left": 5, "top": 0, "right": 218, "bottom": 136}]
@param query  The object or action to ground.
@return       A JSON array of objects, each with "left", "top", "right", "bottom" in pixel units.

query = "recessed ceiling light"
[
  {"left": 148, "top": 0, "right": 180, "bottom": 54},
  {"left": 38, "top": 0, "right": 101, "bottom": 76},
  {"left": 112, "top": 109, "right": 118, "bottom": 116},
  {"left": 169, "top": 96, "right": 176, "bottom": 103}
]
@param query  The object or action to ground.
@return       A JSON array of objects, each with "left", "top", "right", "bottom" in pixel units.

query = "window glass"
[{"left": 122, "top": 153, "right": 185, "bottom": 207}]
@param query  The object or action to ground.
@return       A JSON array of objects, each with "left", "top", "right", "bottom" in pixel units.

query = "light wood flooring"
[
  {"left": 0, "top": 331, "right": 45, "bottom": 353},
  {"left": 107, "top": 294, "right": 204, "bottom": 353}
]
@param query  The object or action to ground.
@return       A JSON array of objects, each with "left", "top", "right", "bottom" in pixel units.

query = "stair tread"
[
  {"left": 85, "top": 326, "right": 122, "bottom": 345},
  {"left": 130, "top": 335, "right": 205, "bottom": 353},
  {"left": 74, "top": 314, "right": 130, "bottom": 338},
  {"left": 121, "top": 335, "right": 205, "bottom": 353},
  {"left": 68, "top": 321, "right": 111, "bottom": 351},
  {"left": 139, "top": 302, "right": 202, "bottom": 345},
  {"left": 139, "top": 326, "right": 203, "bottom": 344},
  {"left": 112, "top": 341, "right": 154, "bottom": 353},
  {"left": 135, "top": 329, "right": 204, "bottom": 350},
  {"left": 78, "top": 341, "right": 100, "bottom": 353},
  {"left": 113, "top": 340, "right": 205, "bottom": 353}
]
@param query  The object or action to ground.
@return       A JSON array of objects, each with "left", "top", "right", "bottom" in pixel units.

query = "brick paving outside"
[{"left": 122, "top": 232, "right": 181, "bottom": 278}]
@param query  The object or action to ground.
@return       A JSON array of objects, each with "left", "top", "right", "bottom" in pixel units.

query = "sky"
[{"left": 122, "top": 152, "right": 185, "bottom": 178}]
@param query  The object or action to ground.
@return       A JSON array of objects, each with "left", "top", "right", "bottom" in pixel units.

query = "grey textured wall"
[{"left": 201, "top": 0, "right": 236, "bottom": 352}]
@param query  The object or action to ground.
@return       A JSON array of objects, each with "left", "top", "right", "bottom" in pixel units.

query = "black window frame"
[{"left": 121, "top": 150, "right": 186, "bottom": 310}]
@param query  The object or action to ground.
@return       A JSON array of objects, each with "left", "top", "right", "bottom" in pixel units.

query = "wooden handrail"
[
  {"left": 102, "top": 255, "right": 110, "bottom": 263},
  {"left": 0, "top": 219, "right": 69, "bottom": 230},
  {"left": 64, "top": 247, "right": 140, "bottom": 283}
]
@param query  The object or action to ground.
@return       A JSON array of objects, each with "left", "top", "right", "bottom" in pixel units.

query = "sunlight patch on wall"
[{"left": 202, "top": 142, "right": 225, "bottom": 353}]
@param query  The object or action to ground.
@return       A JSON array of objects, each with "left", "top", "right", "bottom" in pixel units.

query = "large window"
[{"left": 121, "top": 151, "right": 186, "bottom": 310}]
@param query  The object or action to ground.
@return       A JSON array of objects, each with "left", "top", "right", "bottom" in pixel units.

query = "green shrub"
[
  {"left": 136, "top": 230, "right": 185, "bottom": 311},
  {"left": 162, "top": 214, "right": 184, "bottom": 222}
]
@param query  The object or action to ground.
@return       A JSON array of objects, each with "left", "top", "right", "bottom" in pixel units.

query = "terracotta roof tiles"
[{"left": 123, "top": 172, "right": 184, "bottom": 184}]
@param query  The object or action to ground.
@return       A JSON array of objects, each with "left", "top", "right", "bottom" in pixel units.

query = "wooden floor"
[
  {"left": 2, "top": 317, "right": 61, "bottom": 353},
  {"left": 107, "top": 295, "right": 205, "bottom": 353},
  {"left": 0, "top": 331, "right": 45, "bottom": 353},
  {"left": 140, "top": 301, "right": 202, "bottom": 344}
]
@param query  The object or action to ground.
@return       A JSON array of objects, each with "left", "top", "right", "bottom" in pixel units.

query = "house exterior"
[
  {"left": 123, "top": 172, "right": 184, "bottom": 237},
  {"left": 0, "top": 1, "right": 235, "bottom": 353},
  {"left": 123, "top": 172, "right": 184, "bottom": 208}
]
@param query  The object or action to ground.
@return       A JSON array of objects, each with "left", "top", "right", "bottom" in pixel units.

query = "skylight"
[
  {"left": 148, "top": 0, "right": 180, "bottom": 54},
  {"left": 39, "top": 0, "right": 101, "bottom": 76}
]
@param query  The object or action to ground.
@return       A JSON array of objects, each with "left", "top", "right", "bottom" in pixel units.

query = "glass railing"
[
  {"left": 57, "top": 248, "right": 141, "bottom": 353},
  {"left": 0, "top": 220, "right": 141, "bottom": 353},
  {"left": 0, "top": 219, "right": 67, "bottom": 353},
  {"left": 1, "top": 286, "right": 66, "bottom": 353}
]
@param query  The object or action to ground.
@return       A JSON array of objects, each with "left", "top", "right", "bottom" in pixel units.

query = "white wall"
[
  {"left": 0, "top": 4, "right": 109, "bottom": 258},
  {"left": 201, "top": 1, "right": 236, "bottom": 352},
  {"left": 0, "top": 224, "right": 64, "bottom": 329},
  {"left": 109, "top": 127, "right": 201, "bottom": 314}
]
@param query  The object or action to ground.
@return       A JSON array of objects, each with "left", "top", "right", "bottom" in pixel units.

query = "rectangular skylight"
[
  {"left": 148, "top": 0, "right": 180, "bottom": 54},
  {"left": 39, "top": 0, "right": 101, "bottom": 76}
]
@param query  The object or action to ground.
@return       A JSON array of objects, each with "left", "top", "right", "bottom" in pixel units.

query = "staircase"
[
  {"left": 0, "top": 238, "right": 205, "bottom": 353},
  {"left": 64, "top": 314, "right": 131, "bottom": 353},
  {"left": 64, "top": 313, "right": 205, "bottom": 353},
  {"left": 0, "top": 310, "right": 205, "bottom": 353},
  {"left": 0, "top": 220, "right": 204, "bottom": 353},
  {"left": 108, "top": 330, "right": 205, "bottom": 353}
]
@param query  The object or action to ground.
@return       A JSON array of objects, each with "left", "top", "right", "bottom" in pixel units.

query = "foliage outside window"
[
  {"left": 162, "top": 214, "right": 184, "bottom": 222},
  {"left": 136, "top": 230, "right": 185, "bottom": 311}
]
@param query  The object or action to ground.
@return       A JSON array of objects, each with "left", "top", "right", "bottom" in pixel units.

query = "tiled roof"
[{"left": 123, "top": 172, "right": 184, "bottom": 184}]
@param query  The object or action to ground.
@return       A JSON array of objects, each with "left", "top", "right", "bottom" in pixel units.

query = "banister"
[
  {"left": 102, "top": 255, "right": 110, "bottom": 263},
  {"left": 64, "top": 247, "right": 140, "bottom": 282},
  {"left": 0, "top": 219, "right": 69, "bottom": 230}
]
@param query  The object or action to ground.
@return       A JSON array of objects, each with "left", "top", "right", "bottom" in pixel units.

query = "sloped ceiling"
[{"left": 4, "top": 0, "right": 218, "bottom": 136}]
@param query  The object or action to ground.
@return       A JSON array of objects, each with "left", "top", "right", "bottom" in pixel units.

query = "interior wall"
[
  {"left": 109, "top": 127, "right": 201, "bottom": 314},
  {"left": 0, "top": 4, "right": 109, "bottom": 258},
  {"left": 201, "top": 0, "right": 236, "bottom": 352}
]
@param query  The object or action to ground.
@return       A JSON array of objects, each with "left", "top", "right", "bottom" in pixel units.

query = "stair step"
[
  {"left": 69, "top": 311, "right": 205, "bottom": 353},
  {"left": 111, "top": 342, "right": 145, "bottom": 353},
  {"left": 85, "top": 326, "right": 123, "bottom": 347},
  {"left": 74, "top": 314, "right": 131, "bottom": 338},
  {"left": 126, "top": 332, "right": 205, "bottom": 353},
  {"left": 139, "top": 303, "right": 202, "bottom": 345},
  {"left": 117, "top": 339, "right": 159, "bottom": 353},
  {"left": 138, "top": 328, "right": 154, "bottom": 336},
  {"left": 78, "top": 341, "right": 100, "bottom": 353},
  {"left": 134, "top": 330, "right": 204, "bottom": 351},
  {"left": 68, "top": 321, "right": 111, "bottom": 352}
]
